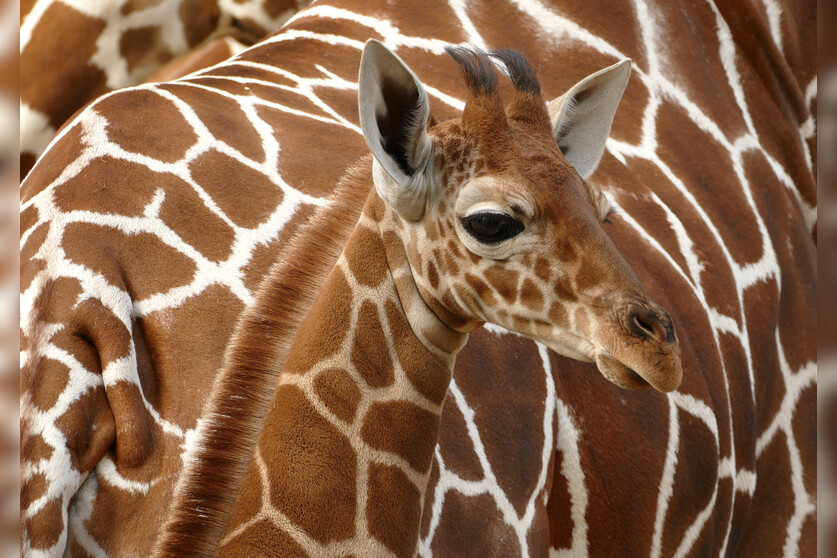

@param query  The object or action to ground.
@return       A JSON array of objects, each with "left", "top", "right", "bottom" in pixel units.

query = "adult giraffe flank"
[
  {"left": 19, "top": 0, "right": 311, "bottom": 179},
  {"left": 155, "top": 41, "right": 683, "bottom": 558},
  {"left": 20, "top": 0, "right": 816, "bottom": 556}
]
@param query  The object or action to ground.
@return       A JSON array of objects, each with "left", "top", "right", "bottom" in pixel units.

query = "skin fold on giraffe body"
[
  {"left": 20, "top": 0, "right": 816, "bottom": 556},
  {"left": 155, "top": 41, "right": 684, "bottom": 558}
]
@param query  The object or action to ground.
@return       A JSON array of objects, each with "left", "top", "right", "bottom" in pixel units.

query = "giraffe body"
[
  {"left": 21, "top": 0, "right": 816, "bottom": 556},
  {"left": 19, "top": 0, "right": 310, "bottom": 179}
]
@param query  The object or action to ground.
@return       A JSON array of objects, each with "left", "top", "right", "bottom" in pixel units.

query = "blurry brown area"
[
  {"left": 821, "top": 0, "right": 835, "bottom": 556},
  {"left": 1, "top": 0, "right": 17, "bottom": 555}
]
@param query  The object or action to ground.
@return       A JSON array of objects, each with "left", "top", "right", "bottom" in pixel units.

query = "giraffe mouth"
[
  {"left": 593, "top": 343, "right": 682, "bottom": 392},
  {"left": 594, "top": 351, "right": 651, "bottom": 390},
  {"left": 529, "top": 324, "right": 681, "bottom": 392}
]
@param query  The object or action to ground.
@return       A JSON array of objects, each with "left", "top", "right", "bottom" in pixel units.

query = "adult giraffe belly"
[{"left": 20, "top": 0, "right": 816, "bottom": 556}]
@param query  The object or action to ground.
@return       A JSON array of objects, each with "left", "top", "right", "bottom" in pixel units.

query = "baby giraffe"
[{"left": 155, "top": 41, "right": 682, "bottom": 557}]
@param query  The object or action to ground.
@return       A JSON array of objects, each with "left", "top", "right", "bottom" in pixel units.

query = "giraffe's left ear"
[
  {"left": 358, "top": 39, "right": 434, "bottom": 221},
  {"left": 548, "top": 58, "right": 631, "bottom": 178}
]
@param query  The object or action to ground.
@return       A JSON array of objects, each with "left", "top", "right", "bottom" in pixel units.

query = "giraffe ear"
[
  {"left": 358, "top": 39, "right": 434, "bottom": 221},
  {"left": 547, "top": 58, "right": 631, "bottom": 179}
]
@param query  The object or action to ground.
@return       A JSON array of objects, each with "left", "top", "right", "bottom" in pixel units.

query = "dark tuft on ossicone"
[
  {"left": 490, "top": 48, "right": 541, "bottom": 94},
  {"left": 445, "top": 46, "right": 498, "bottom": 95}
]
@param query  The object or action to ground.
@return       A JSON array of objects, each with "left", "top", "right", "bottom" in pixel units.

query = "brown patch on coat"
[
  {"left": 352, "top": 301, "right": 394, "bottom": 388},
  {"left": 519, "top": 278, "right": 544, "bottom": 312},
  {"left": 657, "top": 103, "right": 764, "bottom": 265},
  {"left": 189, "top": 149, "right": 283, "bottom": 227},
  {"left": 221, "top": 519, "right": 310, "bottom": 557},
  {"left": 534, "top": 257, "right": 551, "bottom": 282},
  {"left": 20, "top": 473, "right": 47, "bottom": 511},
  {"left": 62, "top": 223, "right": 197, "bottom": 298},
  {"left": 464, "top": 273, "right": 497, "bottom": 308},
  {"left": 179, "top": 0, "right": 220, "bottom": 47},
  {"left": 345, "top": 226, "right": 389, "bottom": 287},
  {"left": 484, "top": 265, "right": 518, "bottom": 303},
  {"left": 652, "top": 0, "right": 749, "bottom": 139},
  {"left": 742, "top": 150, "right": 816, "bottom": 371},
  {"left": 792, "top": 384, "right": 817, "bottom": 496},
  {"left": 222, "top": 455, "right": 265, "bottom": 540},
  {"left": 361, "top": 400, "right": 440, "bottom": 473},
  {"left": 103, "top": 381, "right": 156, "bottom": 468},
  {"left": 20, "top": 2, "right": 108, "bottom": 128},
  {"left": 119, "top": 26, "right": 170, "bottom": 74},
  {"left": 367, "top": 462, "right": 422, "bottom": 558},
  {"left": 547, "top": 444, "right": 573, "bottom": 550},
  {"left": 140, "top": 285, "right": 242, "bottom": 427},
  {"left": 258, "top": 105, "right": 368, "bottom": 198},
  {"left": 54, "top": 157, "right": 162, "bottom": 217},
  {"left": 261, "top": 385, "right": 356, "bottom": 544},
  {"left": 659, "top": 410, "right": 718, "bottom": 557},
  {"left": 604, "top": 156, "right": 691, "bottom": 276},
  {"left": 24, "top": 497, "right": 64, "bottom": 550},
  {"left": 385, "top": 299, "right": 450, "bottom": 405},
  {"left": 21, "top": 433, "right": 53, "bottom": 464},
  {"left": 263, "top": 0, "right": 299, "bottom": 19},
  {"left": 736, "top": 432, "right": 795, "bottom": 555},
  {"left": 313, "top": 367, "right": 361, "bottom": 424},
  {"left": 426, "top": 260, "right": 440, "bottom": 289},
  {"left": 430, "top": 491, "right": 521, "bottom": 558},
  {"left": 437, "top": 399, "right": 484, "bottom": 481},
  {"left": 285, "top": 268, "right": 352, "bottom": 373},
  {"left": 552, "top": 355, "right": 668, "bottom": 557},
  {"left": 29, "top": 357, "right": 70, "bottom": 412},
  {"left": 120, "top": 0, "right": 165, "bottom": 15},
  {"left": 420, "top": 459, "right": 441, "bottom": 539},
  {"left": 442, "top": 247, "right": 460, "bottom": 276},
  {"left": 744, "top": 278, "right": 783, "bottom": 427},
  {"left": 717, "top": 332, "right": 754, "bottom": 469}
]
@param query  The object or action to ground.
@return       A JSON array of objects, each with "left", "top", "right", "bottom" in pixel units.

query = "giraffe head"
[{"left": 358, "top": 40, "right": 682, "bottom": 392}]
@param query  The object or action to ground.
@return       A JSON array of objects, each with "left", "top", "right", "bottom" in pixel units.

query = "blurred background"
[
  {"left": 822, "top": 1, "right": 835, "bottom": 557},
  {"left": 2, "top": 0, "right": 17, "bottom": 555}
]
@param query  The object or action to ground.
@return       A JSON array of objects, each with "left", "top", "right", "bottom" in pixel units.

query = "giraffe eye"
[{"left": 461, "top": 212, "right": 524, "bottom": 243}]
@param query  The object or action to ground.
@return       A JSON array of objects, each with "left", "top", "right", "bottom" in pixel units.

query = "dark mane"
[{"left": 152, "top": 157, "right": 373, "bottom": 558}]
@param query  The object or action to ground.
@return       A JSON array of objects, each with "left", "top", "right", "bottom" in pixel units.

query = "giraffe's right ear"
[{"left": 359, "top": 39, "right": 434, "bottom": 221}]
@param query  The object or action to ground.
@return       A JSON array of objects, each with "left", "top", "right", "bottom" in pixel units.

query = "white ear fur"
[
  {"left": 547, "top": 58, "right": 631, "bottom": 179},
  {"left": 358, "top": 39, "right": 434, "bottom": 221}
]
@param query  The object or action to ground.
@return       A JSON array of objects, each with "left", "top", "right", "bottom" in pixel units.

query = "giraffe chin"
[{"left": 594, "top": 351, "right": 681, "bottom": 393}]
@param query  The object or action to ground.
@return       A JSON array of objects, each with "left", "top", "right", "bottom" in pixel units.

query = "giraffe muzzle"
[{"left": 591, "top": 302, "right": 683, "bottom": 392}]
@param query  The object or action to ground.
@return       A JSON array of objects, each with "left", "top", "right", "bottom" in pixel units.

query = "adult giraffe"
[
  {"left": 20, "top": 0, "right": 816, "bottom": 556},
  {"left": 19, "top": 0, "right": 311, "bottom": 179}
]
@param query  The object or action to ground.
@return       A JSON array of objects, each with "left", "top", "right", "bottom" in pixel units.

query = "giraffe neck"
[{"left": 218, "top": 193, "right": 467, "bottom": 557}]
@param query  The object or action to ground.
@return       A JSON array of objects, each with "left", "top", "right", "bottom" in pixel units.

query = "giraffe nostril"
[
  {"left": 626, "top": 306, "right": 673, "bottom": 344},
  {"left": 633, "top": 314, "right": 655, "bottom": 336}
]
